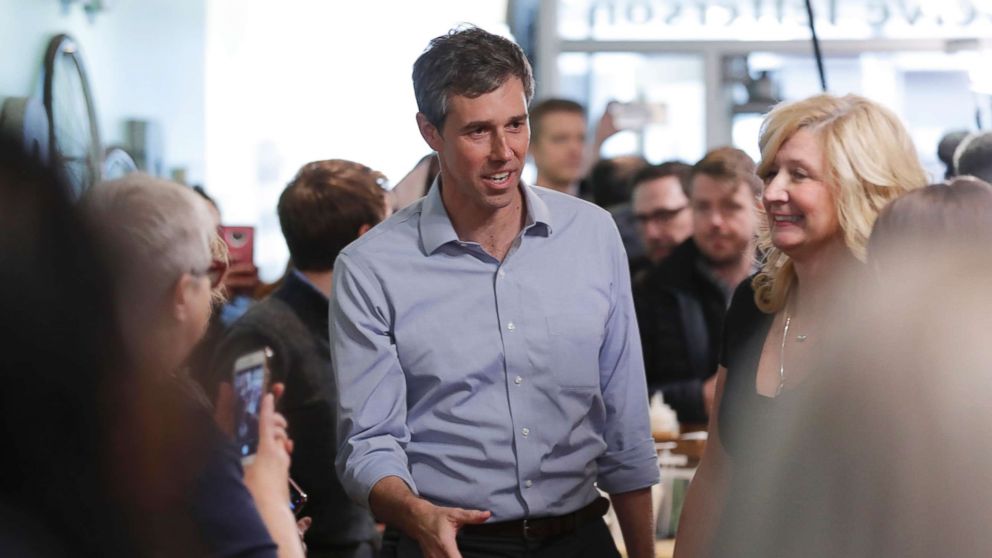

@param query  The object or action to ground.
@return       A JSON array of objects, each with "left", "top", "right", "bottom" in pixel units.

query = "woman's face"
[{"left": 761, "top": 129, "right": 842, "bottom": 262}]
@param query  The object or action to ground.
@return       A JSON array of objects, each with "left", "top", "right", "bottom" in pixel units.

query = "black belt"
[{"left": 460, "top": 497, "right": 610, "bottom": 540}]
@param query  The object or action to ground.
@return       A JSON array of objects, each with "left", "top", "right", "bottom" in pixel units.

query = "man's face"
[
  {"left": 690, "top": 175, "right": 758, "bottom": 267},
  {"left": 530, "top": 111, "right": 586, "bottom": 187},
  {"left": 418, "top": 78, "right": 530, "bottom": 216},
  {"left": 632, "top": 176, "right": 693, "bottom": 264}
]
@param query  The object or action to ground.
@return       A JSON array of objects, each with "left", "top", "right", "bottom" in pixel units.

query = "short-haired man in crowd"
[
  {"left": 209, "top": 160, "right": 387, "bottom": 558},
  {"left": 628, "top": 161, "right": 694, "bottom": 278},
  {"left": 529, "top": 97, "right": 618, "bottom": 198},
  {"left": 634, "top": 147, "right": 760, "bottom": 424},
  {"left": 331, "top": 27, "right": 658, "bottom": 558}
]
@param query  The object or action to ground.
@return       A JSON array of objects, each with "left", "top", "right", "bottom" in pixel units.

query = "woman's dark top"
[
  {"left": 711, "top": 278, "right": 835, "bottom": 557},
  {"left": 717, "top": 278, "right": 807, "bottom": 458}
]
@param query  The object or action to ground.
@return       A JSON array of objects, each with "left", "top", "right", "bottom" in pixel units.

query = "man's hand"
[
  {"left": 703, "top": 375, "right": 718, "bottom": 418},
  {"left": 369, "top": 476, "right": 490, "bottom": 558},
  {"left": 243, "top": 392, "right": 292, "bottom": 504},
  {"left": 408, "top": 500, "right": 490, "bottom": 558}
]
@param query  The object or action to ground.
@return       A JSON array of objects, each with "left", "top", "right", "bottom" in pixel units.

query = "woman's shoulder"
[{"left": 726, "top": 274, "right": 762, "bottom": 326}]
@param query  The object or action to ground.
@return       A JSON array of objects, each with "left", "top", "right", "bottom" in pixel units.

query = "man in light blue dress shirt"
[{"left": 330, "top": 26, "right": 659, "bottom": 558}]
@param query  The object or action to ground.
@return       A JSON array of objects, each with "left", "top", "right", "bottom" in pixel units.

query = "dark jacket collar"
[{"left": 271, "top": 270, "right": 328, "bottom": 332}]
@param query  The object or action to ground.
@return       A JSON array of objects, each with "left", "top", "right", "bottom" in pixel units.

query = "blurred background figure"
[
  {"left": 709, "top": 177, "right": 992, "bottom": 557},
  {"left": 83, "top": 174, "right": 304, "bottom": 557},
  {"left": 205, "top": 160, "right": 387, "bottom": 558},
  {"left": 936, "top": 129, "right": 970, "bottom": 179},
  {"left": 529, "top": 97, "right": 619, "bottom": 199},
  {"left": 628, "top": 161, "right": 693, "bottom": 277},
  {"left": 530, "top": 98, "right": 588, "bottom": 195},
  {"left": 0, "top": 132, "right": 140, "bottom": 557},
  {"left": 634, "top": 148, "right": 760, "bottom": 426},
  {"left": 955, "top": 130, "right": 992, "bottom": 183},
  {"left": 389, "top": 154, "right": 439, "bottom": 212},
  {"left": 675, "top": 94, "right": 928, "bottom": 558},
  {"left": 586, "top": 154, "right": 649, "bottom": 261}
]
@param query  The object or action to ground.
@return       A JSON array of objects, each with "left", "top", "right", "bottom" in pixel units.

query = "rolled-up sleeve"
[
  {"left": 595, "top": 229, "right": 661, "bottom": 494},
  {"left": 330, "top": 252, "right": 418, "bottom": 507}
]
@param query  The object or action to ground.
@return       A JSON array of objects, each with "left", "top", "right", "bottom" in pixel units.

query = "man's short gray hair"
[
  {"left": 412, "top": 25, "right": 535, "bottom": 130},
  {"left": 83, "top": 173, "right": 216, "bottom": 306}
]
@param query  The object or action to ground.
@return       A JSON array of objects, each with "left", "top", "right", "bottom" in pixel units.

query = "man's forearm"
[
  {"left": 369, "top": 475, "right": 433, "bottom": 539},
  {"left": 612, "top": 487, "right": 656, "bottom": 558}
]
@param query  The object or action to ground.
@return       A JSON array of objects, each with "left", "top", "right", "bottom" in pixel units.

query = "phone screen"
[{"left": 233, "top": 363, "right": 266, "bottom": 459}]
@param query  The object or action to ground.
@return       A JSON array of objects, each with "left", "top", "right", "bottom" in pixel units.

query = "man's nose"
[{"left": 490, "top": 132, "right": 512, "bottom": 161}]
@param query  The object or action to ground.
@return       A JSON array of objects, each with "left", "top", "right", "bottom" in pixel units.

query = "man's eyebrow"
[{"left": 458, "top": 114, "right": 528, "bottom": 132}]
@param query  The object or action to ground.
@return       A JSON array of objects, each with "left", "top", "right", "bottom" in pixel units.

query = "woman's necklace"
[{"left": 777, "top": 310, "right": 809, "bottom": 396}]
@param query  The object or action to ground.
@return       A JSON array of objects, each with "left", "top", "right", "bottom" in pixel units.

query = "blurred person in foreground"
[
  {"left": 0, "top": 134, "right": 141, "bottom": 556},
  {"left": 634, "top": 148, "right": 760, "bottom": 425},
  {"left": 83, "top": 174, "right": 305, "bottom": 558},
  {"left": 331, "top": 26, "right": 658, "bottom": 558},
  {"left": 208, "top": 160, "right": 386, "bottom": 558},
  {"left": 710, "top": 176, "right": 992, "bottom": 557},
  {"left": 674, "top": 94, "right": 928, "bottom": 558}
]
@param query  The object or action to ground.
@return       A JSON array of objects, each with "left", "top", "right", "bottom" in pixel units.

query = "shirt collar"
[
  {"left": 290, "top": 268, "right": 328, "bottom": 301},
  {"left": 419, "top": 176, "right": 553, "bottom": 255}
]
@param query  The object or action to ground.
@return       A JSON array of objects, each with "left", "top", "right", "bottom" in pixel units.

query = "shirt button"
[
  {"left": 498, "top": 269, "right": 506, "bottom": 277},
  {"left": 525, "top": 480, "right": 533, "bottom": 488},
  {"left": 514, "top": 376, "right": 523, "bottom": 385},
  {"left": 521, "top": 427, "right": 530, "bottom": 437},
  {"left": 507, "top": 322, "right": 516, "bottom": 331}
]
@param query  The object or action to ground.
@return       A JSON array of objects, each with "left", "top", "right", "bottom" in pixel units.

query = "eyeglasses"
[
  {"left": 634, "top": 205, "right": 688, "bottom": 226},
  {"left": 193, "top": 259, "right": 228, "bottom": 289}
]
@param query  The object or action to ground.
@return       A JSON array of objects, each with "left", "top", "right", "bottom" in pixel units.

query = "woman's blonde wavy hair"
[{"left": 752, "top": 94, "right": 927, "bottom": 313}]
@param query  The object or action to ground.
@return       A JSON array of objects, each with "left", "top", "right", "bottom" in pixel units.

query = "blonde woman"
[{"left": 674, "top": 94, "right": 928, "bottom": 557}]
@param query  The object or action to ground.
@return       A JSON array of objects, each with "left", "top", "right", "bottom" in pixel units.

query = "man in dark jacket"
[
  {"left": 634, "top": 147, "right": 760, "bottom": 424},
  {"left": 207, "top": 160, "right": 388, "bottom": 558}
]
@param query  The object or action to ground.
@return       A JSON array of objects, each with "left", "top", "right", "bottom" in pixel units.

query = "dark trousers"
[
  {"left": 308, "top": 540, "right": 378, "bottom": 558},
  {"left": 378, "top": 519, "right": 621, "bottom": 558}
]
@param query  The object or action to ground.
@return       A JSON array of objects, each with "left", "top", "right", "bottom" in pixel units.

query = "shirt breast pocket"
[{"left": 546, "top": 312, "right": 605, "bottom": 390}]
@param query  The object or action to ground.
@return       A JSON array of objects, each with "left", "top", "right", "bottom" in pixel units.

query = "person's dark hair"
[
  {"left": 630, "top": 161, "right": 692, "bottom": 198},
  {"left": 587, "top": 155, "right": 648, "bottom": 208},
  {"left": 955, "top": 131, "right": 992, "bottom": 184},
  {"left": 529, "top": 98, "right": 585, "bottom": 141},
  {"left": 0, "top": 133, "right": 141, "bottom": 555},
  {"left": 278, "top": 159, "right": 386, "bottom": 272},
  {"left": 413, "top": 25, "right": 535, "bottom": 129},
  {"left": 690, "top": 146, "right": 762, "bottom": 197},
  {"left": 937, "top": 130, "right": 970, "bottom": 179},
  {"left": 868, "top": 176, "right": 992, "bottom": 268}
]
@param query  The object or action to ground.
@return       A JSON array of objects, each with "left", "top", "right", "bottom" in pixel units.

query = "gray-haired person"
[{"left": 330, "top": 26, "right": 659, "bottom": 558}]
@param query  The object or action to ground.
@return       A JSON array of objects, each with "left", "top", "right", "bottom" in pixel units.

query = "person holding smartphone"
[
  {"left": 83, "top": 174, "right": 304, "bottom": 558},
  {"left": 208, "top": 159, "right": 388, "bottom": 558}
]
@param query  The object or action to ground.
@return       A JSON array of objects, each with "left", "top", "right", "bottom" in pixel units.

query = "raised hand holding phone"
[
  {"left": 243, "top": 389, "right": 306, "bottom": 558},
  {"left": 233, "top": 348, "right": 272, "bottom": 464}
]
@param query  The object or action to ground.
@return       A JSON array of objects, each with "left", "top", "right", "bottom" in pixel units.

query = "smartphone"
[
  {"left": 289, "top": 477, "right": 308, "bottom": 517},
  {"left": 219, "top": 225, "right": 255, "bottom": 268},
  {"left": 608, "top": 101, "right": 667, "bottom": 130},
  {"left": 232, "top": 348, "right": 272, "bottom": 464}
]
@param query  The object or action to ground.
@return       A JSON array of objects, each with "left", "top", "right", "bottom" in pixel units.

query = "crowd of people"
[{"left": 4, "top": 23, "right": 992, "bottom": 558}]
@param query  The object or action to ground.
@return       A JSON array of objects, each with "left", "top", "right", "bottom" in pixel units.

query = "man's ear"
[
  {"left": 357, "top": 223, "right": 373, "bottom": 238},
  {"left": 171, "top": 273, "right": 196, "bottom": 323},
  {"left": 416, "top": 112, "right": 444, "bottom": 152}
]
